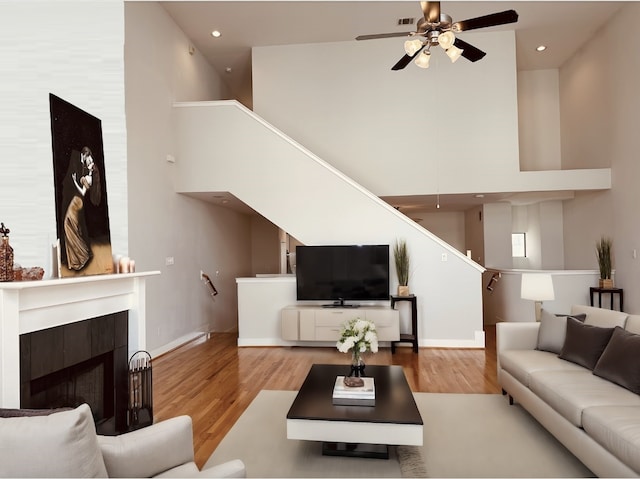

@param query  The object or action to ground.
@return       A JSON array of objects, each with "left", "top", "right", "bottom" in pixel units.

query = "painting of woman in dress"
[
  {"left": 50, "top": 94, "right": 114, "bottom": 277},
  {"left": 64, "top": 147, "right": 101, "bottom": 270}
]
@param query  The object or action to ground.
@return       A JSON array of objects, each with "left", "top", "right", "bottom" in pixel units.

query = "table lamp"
[{"left": 521, "top": 273, "right": 555, "bottom": 321}]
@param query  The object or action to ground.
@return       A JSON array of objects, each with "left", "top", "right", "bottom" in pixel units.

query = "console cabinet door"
[
  {"left": 281, "top": 309, "right": 300, "bottom": 340},
  {"left": 298, "top": 310, "right": 317, "bottom": 340},
  {"left": 315, "top": 310, "right": 351, "bottom": 341},
  {"left": 366, "top": 309, "right": 400, "bottom": 341}
]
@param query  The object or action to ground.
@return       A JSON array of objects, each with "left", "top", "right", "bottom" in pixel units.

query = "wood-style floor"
[{"left": 152, "top": 326, "right": 499, "bottom": 468}]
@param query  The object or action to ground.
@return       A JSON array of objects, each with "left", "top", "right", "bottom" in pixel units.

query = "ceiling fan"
[{"left": 356, "top": 1, "right": 518, "bottom": 70}]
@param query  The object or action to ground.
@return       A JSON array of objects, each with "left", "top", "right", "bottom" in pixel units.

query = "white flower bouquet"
[{"left": 336, "top": 318, "right": 379, "bottom": 364}]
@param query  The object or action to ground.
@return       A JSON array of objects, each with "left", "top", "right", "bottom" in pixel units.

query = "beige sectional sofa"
[{"left": 497, "top": 305, "right": 640, "bottom": 477}]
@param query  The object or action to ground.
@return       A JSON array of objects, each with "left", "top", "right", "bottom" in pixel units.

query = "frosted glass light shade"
[
  {"left": 404, "top": 39, "right": 423, "bottom": 56},
  {"left": 438, "top": 31, "right": 455, "bottom": 50},
  {"left": 521, "top": 274, "right": 555, "bottom": 301},
  {"left": 414, "top": 51, "right": 431, "bottom": 68},
  {"left": 446, "top": 45, "right": 463, "bottom": 63}
]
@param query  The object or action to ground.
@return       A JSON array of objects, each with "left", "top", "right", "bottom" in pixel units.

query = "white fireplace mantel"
[{"left": 0, "top": 271, "right": 160, "bottom": 408}]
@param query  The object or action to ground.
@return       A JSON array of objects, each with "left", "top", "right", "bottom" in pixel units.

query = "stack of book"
[{"left": 332, "top": 376, "right": 375, "bottom": 406}]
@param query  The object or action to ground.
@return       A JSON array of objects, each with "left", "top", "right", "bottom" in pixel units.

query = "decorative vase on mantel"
[
  {"left": 0, "top": 222, "right": 15, "bottom": 282},
  {"left": 350, "top": 349, "right": 366, "bottom": 377}
]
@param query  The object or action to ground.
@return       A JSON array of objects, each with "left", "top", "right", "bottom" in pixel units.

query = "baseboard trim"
[{"left": 149, "top": 332, "right": 208, "bottom": 359}]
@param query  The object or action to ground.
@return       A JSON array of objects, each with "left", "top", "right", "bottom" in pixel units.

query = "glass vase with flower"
[{"left": 336, "top": 318, "right": 378, "bottom": 377}]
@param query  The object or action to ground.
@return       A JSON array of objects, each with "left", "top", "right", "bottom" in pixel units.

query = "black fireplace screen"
[{"left": 128, "top": 350, "right": 153, "bottom": 430}]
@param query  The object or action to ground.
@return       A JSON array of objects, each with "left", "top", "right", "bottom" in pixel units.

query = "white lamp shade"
[
  {"left": 404, "top": 39, "right": 423, "bottom": 56},
  {"left": 438, "top": 31, "right": 455, "bottom": 50},
  {"left": 446, "top": 45, "right": 464, "bottom": 63},
  {"left": 521, "top": 274, "right": 555, "bottom": 301},
  {"left": 414, "top": 51, "right": 431, "bottom": 69}
]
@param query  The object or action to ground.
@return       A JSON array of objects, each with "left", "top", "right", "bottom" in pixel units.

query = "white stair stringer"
[{"left": 173, "top": 100, "right": 486, "bottom": 348}]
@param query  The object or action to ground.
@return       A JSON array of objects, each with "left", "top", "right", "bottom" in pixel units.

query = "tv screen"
[{"left": 296, "top": 245, "right": 390, "bottom": 304}]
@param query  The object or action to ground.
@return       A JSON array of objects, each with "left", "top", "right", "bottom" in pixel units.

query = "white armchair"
[{"left": 0, "top": 404, "right": 245, "bottom": 478}]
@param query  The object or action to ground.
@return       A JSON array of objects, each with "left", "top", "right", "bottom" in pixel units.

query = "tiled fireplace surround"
[{"left": 0, "top": 272, "right": 158, "bottom": 432}]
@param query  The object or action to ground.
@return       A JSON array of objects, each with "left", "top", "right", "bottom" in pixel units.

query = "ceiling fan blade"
[
  {"left": 356, "top": 31, "right": 413, "bottom": 41},
  {"left": 420, "top": 1, "right": 440, "bottom": 23},
  {"left": 391, "top": 47, "right": 424, "bottom": 71},
  {"left": 452, "top": 10, "right": 518, "bottom": 32},
  {"left": 454, "top": 38, "right": 486, "bottom": 62}
]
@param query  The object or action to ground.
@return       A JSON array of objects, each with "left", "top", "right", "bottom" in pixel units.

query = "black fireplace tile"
[
  {"left": 20, "top": 334, "right": 31, "bottom": 383},
  {"left": 30, "top": 327, "right": 64, "bottom": 379},
  {"left": 114, "top": 312, "right": 128, "bottom": 349},
  {"left": 92, "top": 314, "right": 115, "bottom": 357},
  {"left": 64, "top": 320, "right": 92, "bottom": 368}
]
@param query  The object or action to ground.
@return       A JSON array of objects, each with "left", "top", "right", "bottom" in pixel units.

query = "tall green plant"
[
  {"left": 596, "top": 237, "right": 612, "bottom": 280},
  {"left": 393, "top": 239, "right": 410, "bottom": 287}
]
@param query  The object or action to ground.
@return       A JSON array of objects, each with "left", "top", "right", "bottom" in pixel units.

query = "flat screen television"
[{"left": 295, "top": 245, "right": 390, "bottom": 307}]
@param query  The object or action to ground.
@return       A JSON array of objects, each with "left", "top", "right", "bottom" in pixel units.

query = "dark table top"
[{"left": 286, "top": 364, "right": 423, "bottom": 425}]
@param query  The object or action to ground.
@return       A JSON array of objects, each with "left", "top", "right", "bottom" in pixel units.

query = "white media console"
[
  {"left": 236, "top": 276, "right": 400, "bottom": 346},
  {"left": 281, "top": 305, "right": 400, "bottom": 342}
]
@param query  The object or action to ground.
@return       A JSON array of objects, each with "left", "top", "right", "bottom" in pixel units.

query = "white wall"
[
  {"left": 124, "top": 3, "right": 253, "bottom": 351},
  {"left": 414, "top": 212, "right": 466, "bottom": 253},
  {"left": 465, "top": 206, "right": 484, "bottom": 265},
  {"left": 250, "top": 216, "right": 280, "bottom": 275},
  {"left": 252, "top": 31, "right": 521, "bottom": 197},
  {"left": 560, "top": 2, "right": 640, "bottom": 312},
  {"left": 0, "top": 1, "right": 127, "bottom": 273},
  {"left": 483, "top": 203, "right": 513, "bottom": 269},
  {"left": 518, "top": 69, "right": 562, "bottom": 171}
]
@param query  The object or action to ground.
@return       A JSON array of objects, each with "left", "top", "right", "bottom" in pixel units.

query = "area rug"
[{"left": 204, "top": 390, "right": 594, "bottom": 478}]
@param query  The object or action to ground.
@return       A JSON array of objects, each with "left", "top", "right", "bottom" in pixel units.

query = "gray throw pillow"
[
  {"left": 0, "top": 403, "right": 107, "bottom": 477},
  {"left": 536, "top": 309, "right": 586, "bottom": 354},
  {"left": 593, "top": 327, "right": 640, "bottom": 394},
  {"left": 559, "top": 317, "right": 614, "bottom": 370}
]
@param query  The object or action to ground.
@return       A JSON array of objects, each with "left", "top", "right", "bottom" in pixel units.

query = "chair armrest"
[
  {"left": 98, "top": 416, "right": 195, "bottom": 478},
  {"left": 496, "top": 322, "right": 540, "bottom": 353}
]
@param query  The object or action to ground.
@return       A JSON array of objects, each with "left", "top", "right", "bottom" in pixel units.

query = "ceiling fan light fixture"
[
  {"left": 414, "top": 50, "right": 431, "bottom": 68},
  {"left": 404, "top": 38, "right": 424, "bottom": 56},
  {"left": 438, "top": 31, "right": 455, "bottom": 50},
  {"left": 446, "top": 45, "right": 464, "bottom": 63}
]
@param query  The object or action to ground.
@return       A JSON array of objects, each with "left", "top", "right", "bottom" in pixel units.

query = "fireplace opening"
[
  {"left": 28, "top": 352, "right": 112, "bottom": 429},
  {"left": 20, "top": 311, "right": 129, "bottom": 435}
]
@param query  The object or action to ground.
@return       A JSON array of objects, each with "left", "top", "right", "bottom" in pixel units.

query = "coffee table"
[{"left": 286, "top": 364, "right": 423, "bottom": 459}]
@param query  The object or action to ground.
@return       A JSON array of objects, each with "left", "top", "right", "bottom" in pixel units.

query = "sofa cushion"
[
  {"left": 625, "top": 314, "right": 640, "bottom": 334},
  {"left": 536, "top": 309, "right": 586, "bottom": 354},
  {"left": 0, "top": 403, "right": 108, "bottom": 477},
  {"left": 593, "top": 327, "right": 640, "bottom": 394},
  {"left": 499, "top": 349, "right": 585, "bottom": 387},
  {"left": 529, "top": 370, "right": 640, "bottom": 427},
  {"left": 570, "top": 304, "right": 628, "bottom": 328},
  {"left": 582, "top": 406, "right": 640, "bottom": 475},
  {"left": 559, "top": 317, "right": 614, "bottom": 370}
]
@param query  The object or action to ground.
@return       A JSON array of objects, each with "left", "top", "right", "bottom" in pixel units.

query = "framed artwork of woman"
[{"left": 50, "top": 94, "right": 114, "bottom": 277}]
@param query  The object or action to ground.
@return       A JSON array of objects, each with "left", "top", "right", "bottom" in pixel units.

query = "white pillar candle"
[{"left": 119, "top": 256, "right": 130, "bottom": 274}]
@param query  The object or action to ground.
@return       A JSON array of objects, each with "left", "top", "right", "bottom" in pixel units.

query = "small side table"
[
  {"left": 589, "top": 287, "right": 623, "bottom": 311},
  {"left": 390, "top": 295, "right": 418, "bottom": 353}
]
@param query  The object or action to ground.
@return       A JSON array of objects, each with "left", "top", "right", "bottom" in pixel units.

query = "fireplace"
[
  {"left": 0, "top": 271, "right": 157, "bottom": 414},
  {"left": 20, "top": 312, "right": 129, "bottom": 435}
]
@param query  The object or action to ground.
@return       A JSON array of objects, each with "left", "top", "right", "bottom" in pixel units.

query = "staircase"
[{"left": 173, "top": 100, "right": 485, "bottom": 347}]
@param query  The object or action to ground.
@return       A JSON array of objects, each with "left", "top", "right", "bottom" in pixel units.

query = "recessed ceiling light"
[
  {"left": 225, "top": 67, "right": 232, "bottom": 73},
  {"left": 211, "top": 30, "right": 221, "bottom": 38},
  {"left": 536, "top": 45, "right": 547, "bottom": 52},
  {"left": 475, "top": 194, "right": 485, "bottom": 198}
]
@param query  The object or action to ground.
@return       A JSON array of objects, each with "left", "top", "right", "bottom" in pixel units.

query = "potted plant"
[
  {"left": 393, "top": 239, "right": 410, "bottom": 296},
  {"left": 596, "top": 236, "right": 613, "bottom": 288}
]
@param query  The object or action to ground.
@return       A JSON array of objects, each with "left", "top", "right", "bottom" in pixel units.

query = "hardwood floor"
[{"left": 152, "top": 326, "right": 500, "bottom": 468}]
